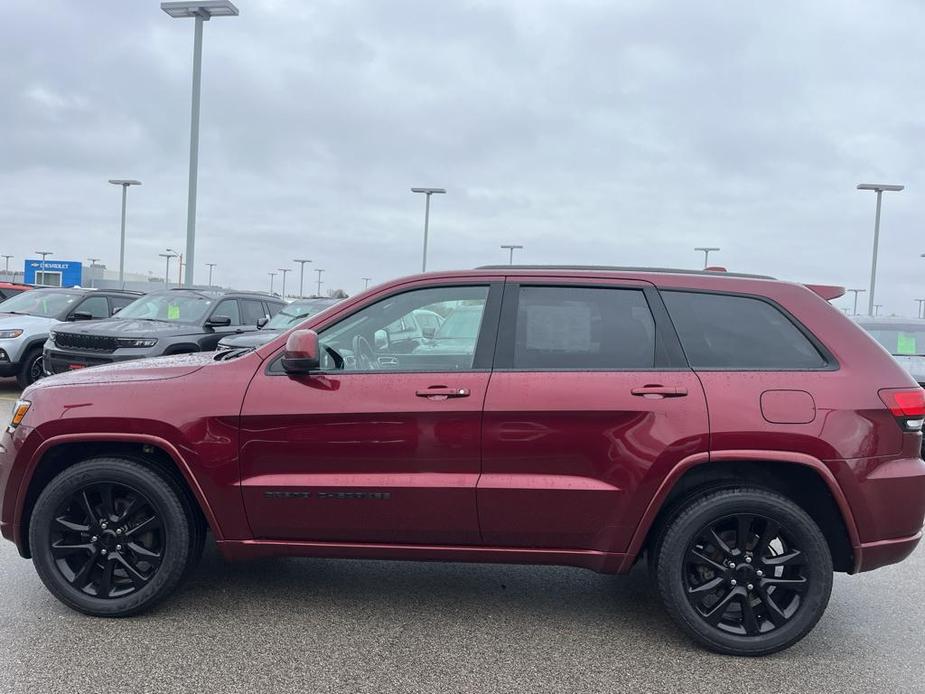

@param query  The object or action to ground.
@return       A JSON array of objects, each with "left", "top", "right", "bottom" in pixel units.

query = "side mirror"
[
  {"left": 374, "top": 329, "right": 390, "bottom": 351},
  {"left": 282, "top": 329, "right": 320, "bottom": 374},
  {"left": 70, "top": 311, "right": 95, "bottom": 322},
  {"left": 421, "top": 325, "right": 437, "bottom": 338},
  {"left": 257, "top": 317, "right": 269, "bottom": 329},
  {"left": 206, "top": 315, "right": 232, "bottom": 328},
  {"left": 111, "top": 306, "right": 122, "bottom": 315}
]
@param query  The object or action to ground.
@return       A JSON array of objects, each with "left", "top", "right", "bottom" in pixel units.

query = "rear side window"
[
  {"left": 512, "top": 286, "right": 656, "bottom": 369},
  {"left": 662, "top": 291, "right": 827, "bottom": 369}
]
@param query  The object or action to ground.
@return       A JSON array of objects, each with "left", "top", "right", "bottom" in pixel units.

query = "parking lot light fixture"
[
  {"left": 315, "top": 268, "right": 324, "bottom": 297},
  {"left": 277, "top": 268, "right": 290, "bottom": 299},
  {"left": 159, "top": 251, "right": 178, "bottom": 286},
  {"left": 87, "top": 258, "right": 101, "bottom": 288},
  {"left": 857, "top": 183, "right": 904, "bottom": 316},
  {"left": 845, "top": 288, "right": 866, "bottom": 316},
  {"left": 161, "top": 1, "right": 239, "bottom": 287},
  {"left": 35, "top": 251, "right": 53, "bottom": 286},
  {"left": 1, "top": 254, "right": 13, "bottom": 279},
  {"left": 268, "top": 271, "right": 277, "bottom": 295},
  {"left": 411, "top": 187, "right": 446, "bottom": 272},
  {"left": 915, "top": 299, "right": 925, "bottom": 320},
  {"left": 694, "top": 247, "right": 720, "bottom": 270},
  {"left": 108, "top": 179, "right": 142, "bottom": 287},
  {"left": 362, "top": 277, "right": 371, "bottom": 290},
  {"left": 500, "top": 244, "right": 523, "bottom": 265},
  {"left": 293, "top": 259, "right": 312, "bottom": 298},
  {"left": 206, "top": 262, "right": 217, "bottom": 287}
]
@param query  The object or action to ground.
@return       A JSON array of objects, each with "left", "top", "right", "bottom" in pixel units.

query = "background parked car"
[
  {"left": 44, "top": 288, "right": 285, "bottom": 374},
  {"left": 855, "top": 316, "right": 925, "bottom": 385},
  {"left": 0, "top": 281, "right": 33, "bottom": 301},
  {"left": 0, "top": 287, "right": 140, "bottom": 387},
  {"left": 217, "top": 297, "right": 341, "bottom": 350}
]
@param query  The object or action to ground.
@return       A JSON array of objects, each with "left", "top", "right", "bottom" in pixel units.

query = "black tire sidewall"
[
  {"left": 656, "top": 489, "right": 833, "bottom": 656},
  {"left": 29, "top": 458, "right": 192, "bottom": 617},
  {"left": 17, "top": 347, "right": 43, "bottom": 388}
]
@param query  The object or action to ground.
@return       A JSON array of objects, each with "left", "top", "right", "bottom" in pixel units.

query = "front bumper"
[
  {"left": 0, "top": 347, "right": 20, "bottom": 377},
  {"left": 43, "top": 345, "right": 154, "bottom": 374}
]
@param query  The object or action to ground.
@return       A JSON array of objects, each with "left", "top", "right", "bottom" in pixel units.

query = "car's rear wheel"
[
  {"left": 29, "top": 458, "right": 197, "bottom": 617},
  {"left": 653, "top": 488, "right": 833, "bottom": 656},
  {"left": 17, "top": 347, "right": 45, "bottom": 389}
]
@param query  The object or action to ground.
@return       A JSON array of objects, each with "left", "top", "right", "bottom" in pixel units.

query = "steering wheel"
[{"left": 352, "top": 335, "right": 378, "bottom": 371}]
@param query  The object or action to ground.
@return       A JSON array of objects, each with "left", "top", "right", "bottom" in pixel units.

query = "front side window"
[
  {"left": 115, "top": 292, "right": 214, "bottom": 324},
  {"left": 213, "top": 300, "right": 242, "bottom": 326},
  {"left": 511, "top": 286, "right": 656, "bottom": 369},
  {"left": 662, "top": 291, "right": 827, "bottom": 369},
  {"left": 318, "top": 285, "right": 490, "bottom": 372},
  {"left": 0, "top": 290, "right": 80, "bottom": 318},
  {"left": 73, "top": 296, "right": 109, "bottom": 319}
]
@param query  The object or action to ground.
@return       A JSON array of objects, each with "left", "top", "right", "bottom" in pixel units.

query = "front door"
[
  {"left": 239, "top": 281, "right": 502, "bottom": 544},
  {"left": 478, "top": 280, "right": 709, "bottom": 552}
]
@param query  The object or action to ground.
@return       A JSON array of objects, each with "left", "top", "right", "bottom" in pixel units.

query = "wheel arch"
[
  {"left": 16, "top": 434, "right": 222, "bottom": 558},
  {"left": 625, "top": 451, "right": 860, "bottom": 574}
]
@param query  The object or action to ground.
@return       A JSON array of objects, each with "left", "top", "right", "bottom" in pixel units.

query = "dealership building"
[{"left": 21, "top": 258, "right": 170, "bottom": 293}]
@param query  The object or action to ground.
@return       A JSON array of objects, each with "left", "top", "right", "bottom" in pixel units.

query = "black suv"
[{"left": 43, "top": 288, "right": 284, "bottom": 374}]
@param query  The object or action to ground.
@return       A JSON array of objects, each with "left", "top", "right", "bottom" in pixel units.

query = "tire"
[
  {"left": 29, "top": 457, "right": 196, "bottom": 617},
  {"left": 653, "top": 488, "right": 833, "bottom": 656},
  {"left": 17, "top": 347, "right": 44, "bottom": 389}
]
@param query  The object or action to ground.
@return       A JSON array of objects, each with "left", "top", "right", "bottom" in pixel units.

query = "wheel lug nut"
[
  {"left": 116, "top": 544, "right": 122, "bottom": 551},
  {"left": 90, "top": 536, "right": 98, "bottom": 543},
  {"left": 101, "top": 522, "right": 107, "bottom": 529},
  {"left": 100, "top": 549, "right": 108, "bottom": 556},
  {"left": 728, "top": 561, "right": 736, "bottom": 568},
  {"left": 745, "top": 556, "right": 752, "bottom": 563},
  {"left": 747, "top": 583, "right": 754, "bottom": 591},
  {"left": 116, "top": 528, "right": 123, "bottom": 535},
  {"left": 730, "top": 579, "right": 737, "bottom": 586},
  {"left": 756, "top": 570, "right": 764, "bottom": 577}
]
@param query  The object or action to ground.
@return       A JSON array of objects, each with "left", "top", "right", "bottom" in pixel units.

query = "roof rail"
[{"left": 474, "top": 265, "right": 775, "bottom": 280}]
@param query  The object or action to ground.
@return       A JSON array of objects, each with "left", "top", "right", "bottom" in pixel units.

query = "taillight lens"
[{"left": 879, "top": 388, "right": 925, "bottom": 430}]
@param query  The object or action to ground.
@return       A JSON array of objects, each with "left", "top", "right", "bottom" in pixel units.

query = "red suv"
[{"left": 2, "top": 267, "right": 923, "bottom": 655}]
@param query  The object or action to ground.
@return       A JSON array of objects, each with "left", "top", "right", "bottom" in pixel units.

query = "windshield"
[
  {"left": 267, "top": 300, "right": 334, "bottom": 329},
  {"left": 116, "top": 293, "right": 214, "bottom": 324},
  {"left": 0, "top": 290, "right": 79, "bottom": 318},
  {"left": 435, "top": 309, "right": 483, "bottom": 339},
  {"left": 863, "top": 325, "right": 925, "bottom": 356}
]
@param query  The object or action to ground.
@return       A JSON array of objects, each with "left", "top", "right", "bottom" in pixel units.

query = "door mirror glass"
[
  {"left": 257, "top": 317, "right": 269, "bottom": 329},
  {"left": 206, "top": 315, "right": 232, "bottom": 328},
  {"left": 374, "top": 329, "right": 390, "bottom": 350},
  {"left": 282, "top": 329, "right": 320, "bottom": 374}
]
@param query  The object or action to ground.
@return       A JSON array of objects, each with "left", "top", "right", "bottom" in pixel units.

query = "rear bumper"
[{"left": 855, "top": 531, "right": 922, "bottom": 573}]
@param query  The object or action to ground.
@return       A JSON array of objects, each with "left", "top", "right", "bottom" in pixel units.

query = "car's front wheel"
[
  {"left": 29, "top": 458, "right": 197, "bottom": 617},
  {"left": 17, "top": 347, "right": 45, "bottom": 389},
  {"left": 653, "top": 488, "right": 833, "bottom": 656}
]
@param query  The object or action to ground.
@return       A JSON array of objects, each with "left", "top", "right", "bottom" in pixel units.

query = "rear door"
[{"left": 478, "top": 279, "right": 709, "bottom": 552}]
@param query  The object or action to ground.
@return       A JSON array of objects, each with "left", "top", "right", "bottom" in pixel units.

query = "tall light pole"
[
  {"left": 694, "top": 246, "right": 720, "bottom": 269},
  {"left": 846, "top": 288, "right": 866, "bottom": 317},
  {"left": 293, "top": 259, "right": 312, "bottom": 299},
  {"left": 268, "top": 272, "right": 277, "bottom": 295},
  {"left": 362, "top": 277, "right": 371, "bottom": 290},
  {"left": 277, "top": 268, "right": 290, "bottom": 299},
  {"left": 315, "top": 268, "right": 324, "bottom": 297},
  {"left": 874, "top": 304, "right": 883, "bottom": 316},
  {"left": 87, "top": 258, "right": 101, "bottom": 288},
  {"left": 411, "top": 187, "right": 446, "bottom": 272},
  {"left": 159, "top": 251, "right": 178, "bottom": 286},
  {"left": 35, "top": 251, "right": 53, "bottom": 286},
  {"left": 915, "top": 299, "right": 925, "bottom": 320},
  {"left": 162, "top": 1, "right": 239, "bottom": 287},
  {"left": 2, "top": 255, "right": 13, "bottom": 280},
  {"left": 500, "top": 244, "right": 523, "bottom": 265},
  {"left": 858, "top": 183, "right": 904, "bottom": 316},
  {"left": 108, "top": 179, "right": 141, "bottom": 287},
  {"left": 206, "top": 262, "right": 217, "bottom": 287}
]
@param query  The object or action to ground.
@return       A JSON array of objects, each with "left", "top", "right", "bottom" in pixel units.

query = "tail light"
[{"left": 879, "top": 388, "right": 925, "bottom": 431}]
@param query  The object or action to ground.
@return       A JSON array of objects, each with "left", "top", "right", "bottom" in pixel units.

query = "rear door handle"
[
  {"left": 631, "top": 385, "right": 688, "bottom": 398},
  {"left": 416, "top": 386, "right": 471, "bottom": 399}
]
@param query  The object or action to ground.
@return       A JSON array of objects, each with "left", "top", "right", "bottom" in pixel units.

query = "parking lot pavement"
[
  {"left": 0, "top": 380, "right": 19, "bottom": 406},
  {"left": 0, "top": 386, "right": 921, "bottom": 693}
]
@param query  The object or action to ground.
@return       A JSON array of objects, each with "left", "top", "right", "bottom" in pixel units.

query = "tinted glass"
[
  {"left": 512, "top": 286, "right": 655, "bottom": 369},
  {"left": 116, "top": 292, "right": 214, "bottom": 323},
  {"left": 109, "top": 296, "right": 135, "bottom": 313},
  {"left": 319, "top": 285, "right": 489, "bottom": 372},
  {"left": 73, "top": 296, "right": 109, "bottom": 319},
  {"left": 213, "top": 300, "right": 241, "bottom": 325},
  {"left": 267, "top": 299, "right": 336, "bottom": 329},
  {"left": 859, "top": 322, "right": 925, "bottom": 356},
  {"left": 241, "top": 299, "right": 267, "bottom": 326},
  {"left": 662, "top": 291, "right": 827, "bottom": 369},
  {"left": 0, "top": 290, "right": 80, "bottom": 318}
]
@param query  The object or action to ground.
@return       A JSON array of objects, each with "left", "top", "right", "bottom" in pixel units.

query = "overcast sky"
[{"left": 1, "top": 0, "right": 924, "bottom": 312}]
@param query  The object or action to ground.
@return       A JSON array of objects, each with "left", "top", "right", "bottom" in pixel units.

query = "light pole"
[
  {"left": 1, "top": 255, "right": 13, "bottom": 280},
  {"left": 293, "top": 259, "right": 312, "bottom": 299},
  {"left": 277, "top": 268, "right": 290, "bottom": 299},
  {"left": 87, "top": 258, "right": 101, "bottom": 288},
  {"left": 411, "top": 187, "right": 446, "bottom": 272},
  {"left": 500, "top": 244, "right": 523, "bottom": 265},
  {"left": 362, "top": 277, "right": 371, "bottom": 290},
  {"left": 874, "top": 304, "right": 883, "bottom": 316},
  {"left": 206, "top": 262, "right": 217, "bottom": 287},
  {"left": 315, "top": 268, "right": 324, "bottom": 297},
  {"left": 108, "top": 179, "right": 141, "bottom": 287},
  {"left": 159, "top": 251, "right": 178, "bottom": 286},
  {"left": 845, "top": 288, "right": 866, "bottom": 316},
  {"left": 268, "top": 272, "right": 277, "bottom": 295},
  {"left": 915, "top": 299, "right": 925, "bottom": 320},
  {"left": 162, "top": 1, "right": 239, "bottom": 287},
  {"left": 694, "top": 247, "right": 720, "bottom": 269},
  {"left": 858, "top": 183, "right": 904, "bottom": 316},
  {"left": 35, "top": 251, "right": 53, "bottom": 286}
]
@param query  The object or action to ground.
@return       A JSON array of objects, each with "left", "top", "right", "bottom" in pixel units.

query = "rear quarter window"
[{"left": 662, "top": 291, "right": 828, "bottom": 370}]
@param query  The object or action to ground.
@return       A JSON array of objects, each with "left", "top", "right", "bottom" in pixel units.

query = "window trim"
[
  {"left": 492, "top": 281, "right": 689, "bottom": 373},
  {"left": 266, "top": 281, "right": 504, "bottom": 376},
  {"left": 209, "top": 298, "right": 243, "bottom": 327},
  {"left": 659, "top": 288, "right": 839, "bottom": 372}
]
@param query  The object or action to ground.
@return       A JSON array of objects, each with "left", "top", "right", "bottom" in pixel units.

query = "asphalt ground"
[{"left": 0, "top": 383, "right": 922, "bottom": 693}]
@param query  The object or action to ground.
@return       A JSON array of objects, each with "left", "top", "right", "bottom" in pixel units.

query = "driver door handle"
[
  {"left": 416, "top": 386, "right": 471, "bottom": 399},
  {"left": 631, "top": 385, "right": 688, "bottom": 398}
]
